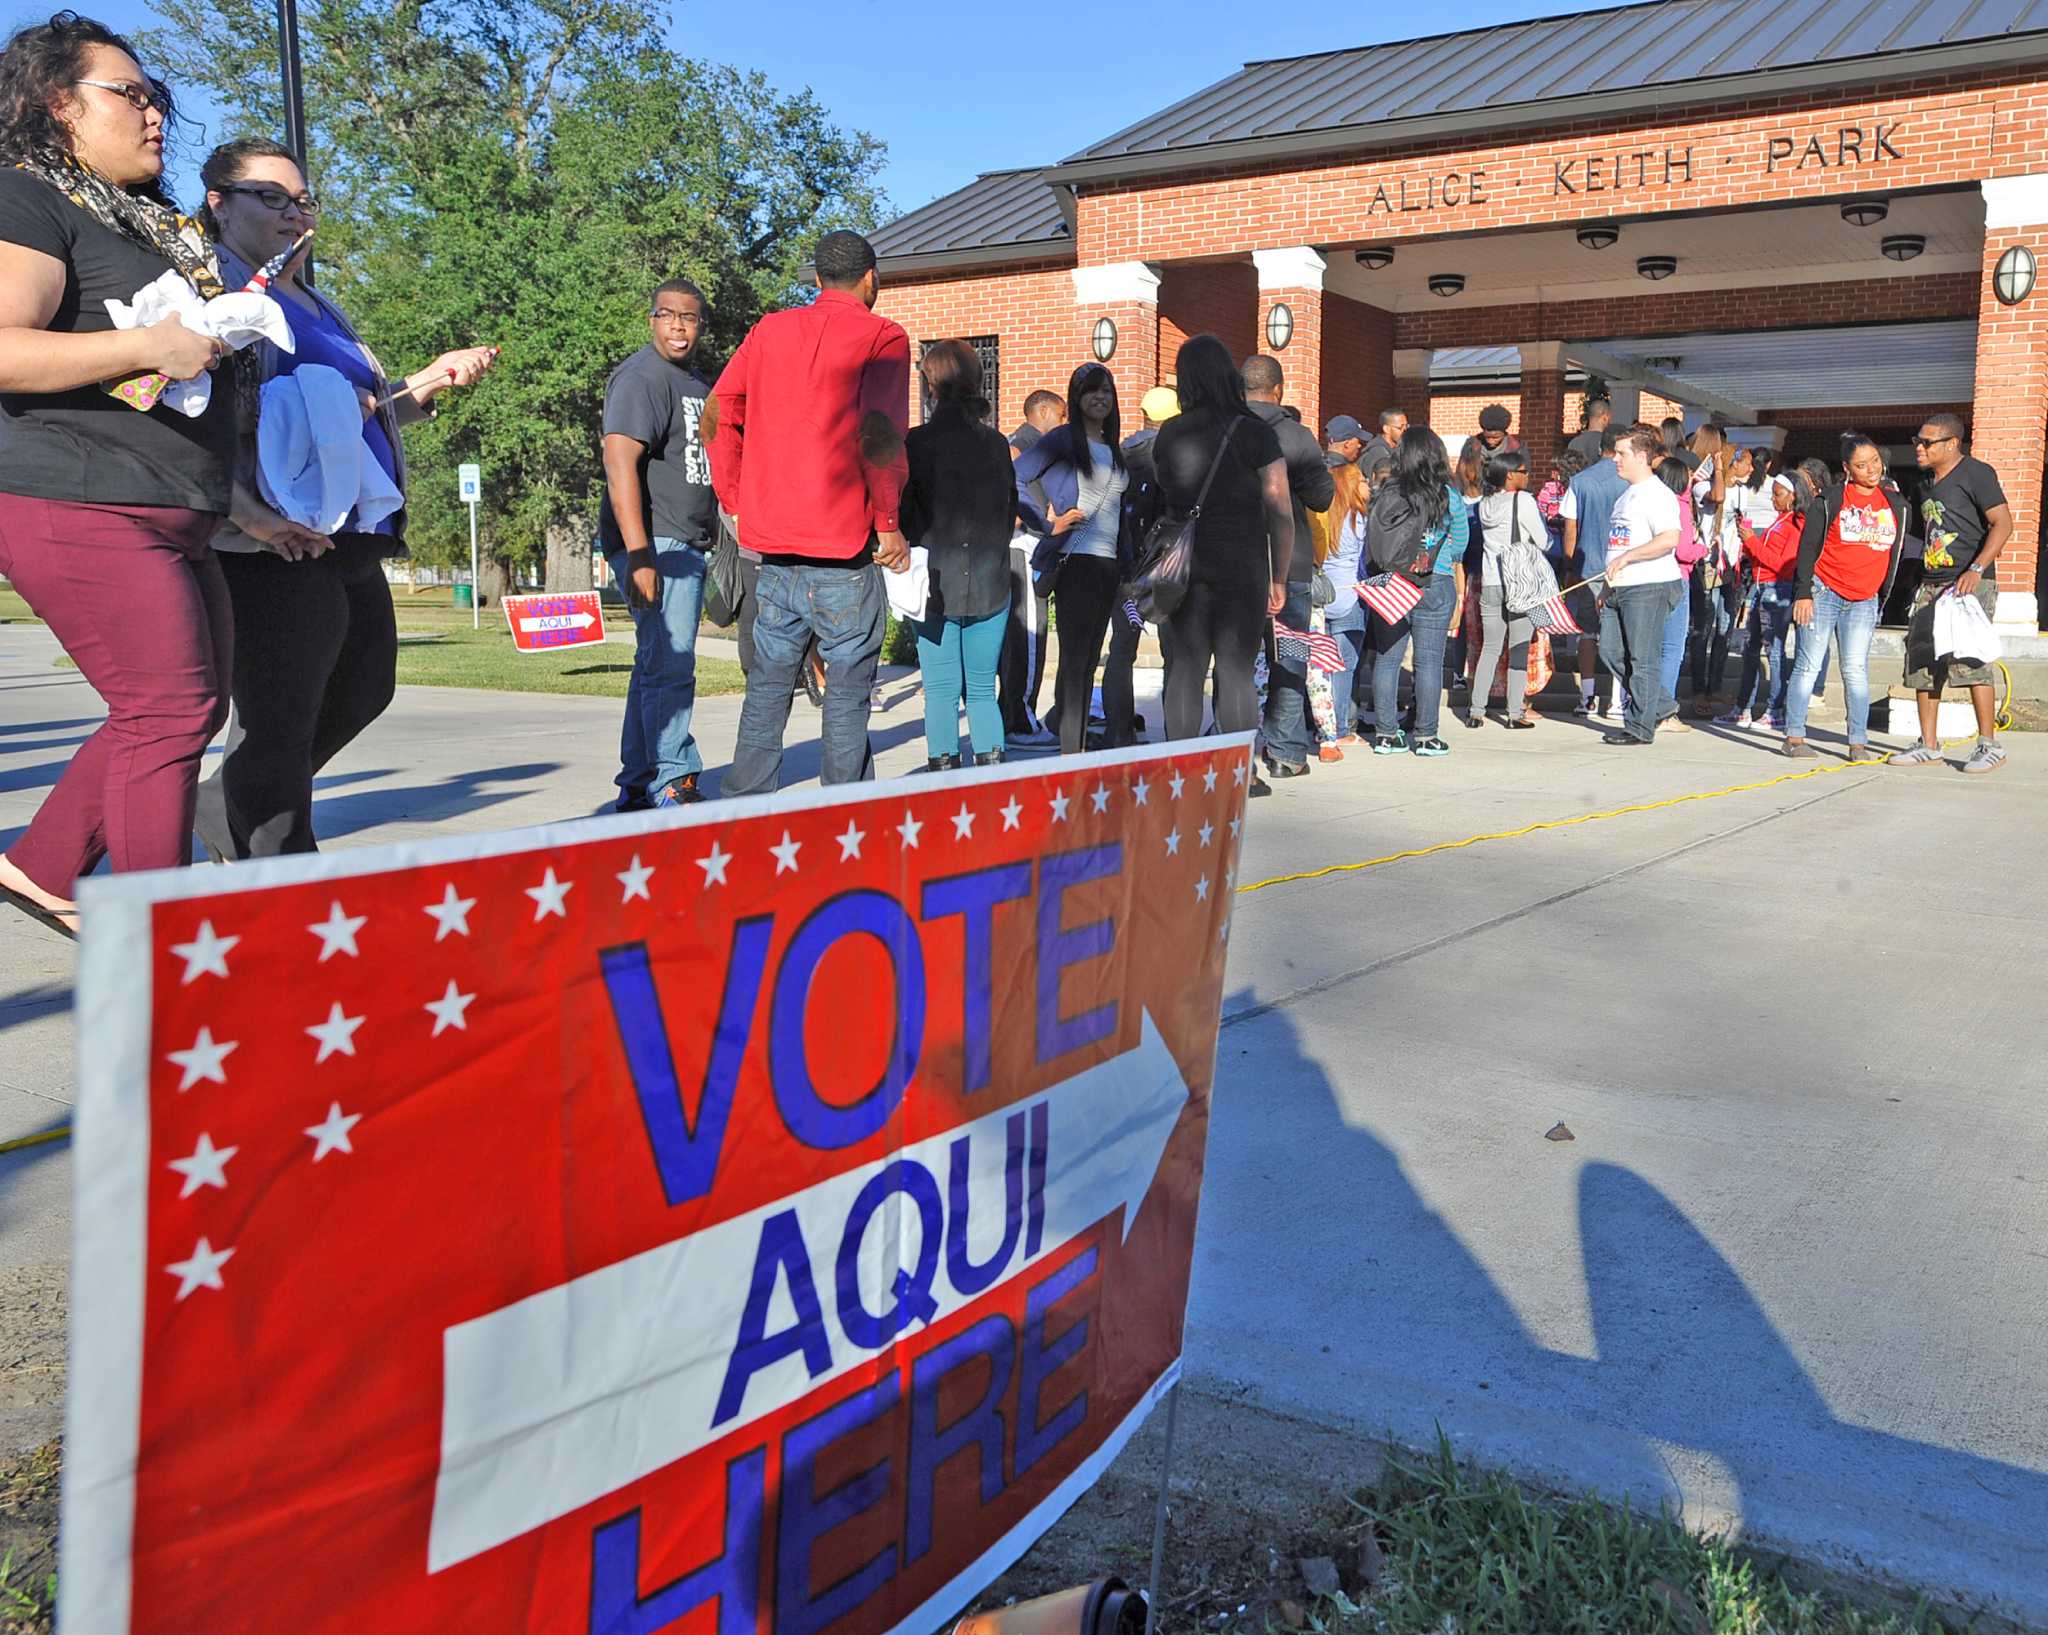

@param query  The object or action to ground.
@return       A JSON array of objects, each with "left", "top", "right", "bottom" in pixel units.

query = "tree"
[{"left": 143, "top": 0, "right": 886, "bottom": 591}]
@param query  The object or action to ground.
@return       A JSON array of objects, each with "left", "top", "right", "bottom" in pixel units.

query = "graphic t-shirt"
[
  {"left": 1918, "top": 457, "right": 2005, "bottom": 584},
  {"left": 1816, "top": 483, "right": 1898, "bottom": 602},
  {"left": 599, "top": 345, "right": 714, "bottom": 554},
  {"left": 1606, "top": 477, "right": 1682, "bottom": 587}
]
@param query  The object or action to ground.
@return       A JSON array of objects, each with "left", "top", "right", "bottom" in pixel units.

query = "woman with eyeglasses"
[
  {"left": 191, "top": 136, "right": 497, "bottom": 858},
  {"left": 0, "top": 14, "right": 240, "bottom": 935}
]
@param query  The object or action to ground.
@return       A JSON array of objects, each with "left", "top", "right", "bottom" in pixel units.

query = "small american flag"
[
  {"left": 1527, "top": 593, "right": 1582, "bottom": 636},
  {"left": 1274, "top": 624, "right": 1344, "bottom": 673},
  {"left": 1359, "top": 573, "right": 1424, "bottom": 626}
]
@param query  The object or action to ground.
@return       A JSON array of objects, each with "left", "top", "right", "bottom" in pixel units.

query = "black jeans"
[
  {"left": 1598, "top": 580, "right": 1683, "bottom": 743},
  {"left": 1050, "top": 555, "right": 1118, "bottom": 755},
  {"left": 194, "top": 536, "right": 397, "bottom": 858},
  {"left": 1163, "top": 579, "right": 1265, "bottom": 740},
  {"left": 998, "top": 541, "right": 1051, "bottom": 735},
  {"left": 1261, "top": 579, "right": 1313, "bottom": 766},
  {"left": 1100, "top": 600, "right": 1141, "bottom": 746}
]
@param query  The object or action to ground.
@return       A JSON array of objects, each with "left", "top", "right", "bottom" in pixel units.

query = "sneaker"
[
  {"left": 1005, "top": 724, "right": 1057, "bottom": 750},
  {"left": 1371, "top": 732, "right": 1408, "bottom": 756},
  {"left": 1962, "top": 741, "right": 2007, "bottom": 776},
  {"left": 654, "top": 774, "right": 705, "bottom": 805},
  {"left": 1248, "top": 774, "right": 1273, "bottom": 798},
  {"left": 1601, "top": 731, "right": 1652, "bottom": 747},
  {"left": 615, "top": 787, "right": 653, "bottom": 813},
  {"left": 1780, "top": 738, "right": 1817, "bottom": 760},
  {"left": 1318, "top": 743, "right": 1345, "bottom": 763},
  {"left": 1892, "top": 742, "right": 1945, "bottom": 767},
  {"left": 1334, "top": 733, "right": 1363, "bottom": 747},
  {"left": 913, "top": 753, "right": 962, "bottom": 774},
  {"left": 1411, "top": 736, "right": 1450, "bottom": 758},
  {"left": 1573, "top": 697, "right": 1594, "bottom": 717},
  {"left": 1659, "top": 715, "right": 1692, "bottom": 734},
  {"left": 1846, "top": 743, "right": 1878, "bottom": 763},
  {"left": 1714, "top": 709, "right": 1753, "bottom": 727}
]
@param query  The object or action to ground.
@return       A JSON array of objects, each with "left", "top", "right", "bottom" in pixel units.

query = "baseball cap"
[
  {"left": 1140, "top": 386, "right": 1180, "bottom": 421},
  {"left": 1478, "top": 404, "right": 1512, "bottom": 432},
  {"left": 1324, "top": 413, "right": 1364, "bottom": 443}
]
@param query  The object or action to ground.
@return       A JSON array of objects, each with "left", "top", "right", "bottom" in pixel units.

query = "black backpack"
[{"left": 1367, "top": 484, "right": 1438, "bottom": 582}]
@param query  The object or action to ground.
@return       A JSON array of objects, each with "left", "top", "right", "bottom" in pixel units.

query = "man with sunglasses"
[
  {"left": 599, "top": 277, "right": 718, "bottom": 807},
  {"left": 1898, "top": 414, "right": 2011, "bottom": 773}
]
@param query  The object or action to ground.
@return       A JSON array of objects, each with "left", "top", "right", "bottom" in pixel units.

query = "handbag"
[
  {"left": 1497, "top": 493, "right": 1561, "bottom": 615},
  {"left": 700, "top": 511, "right": 744, "bottom": 627},
  {"left": 1126, "top": 418, "right": 1239, "bottom": 624},
  {"left": 1310, "top": 568, "right": 1336, "bottom": 608}
]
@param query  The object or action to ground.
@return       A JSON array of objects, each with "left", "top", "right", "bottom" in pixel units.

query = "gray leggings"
[{"left": 1472, "top": 582, "right": 1534, "bottom": 718}]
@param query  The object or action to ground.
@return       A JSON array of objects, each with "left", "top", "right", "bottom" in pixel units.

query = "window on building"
[{"left": 919, "top": 335, "right": 1000, "bottom": 424}]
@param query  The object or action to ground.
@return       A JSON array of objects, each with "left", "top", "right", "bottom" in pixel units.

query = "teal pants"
[{"left": 915, "top": 601, "right": 1009, "bottom": 758}]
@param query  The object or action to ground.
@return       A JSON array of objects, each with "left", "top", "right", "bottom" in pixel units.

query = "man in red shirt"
[{"left": 707, "top": 231, "right": 911, "bottom": 793}]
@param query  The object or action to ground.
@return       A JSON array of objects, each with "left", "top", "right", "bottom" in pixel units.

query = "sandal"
[{"left": 1, "top": 885, "right": 78, "bottom": 941}]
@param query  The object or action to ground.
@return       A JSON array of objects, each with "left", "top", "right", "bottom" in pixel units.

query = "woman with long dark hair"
[
  {"left": 1367, "top": 427, "right": 1466, "bottom": 757},
  {"left": 1012, "top": 361, "right": 1134, "bottom": 754},
  {"left": 0, "top": 13, "right": 237, "bottom": 935},
  {"left": 901, "top": 339, "right": 1015, "bottom": 769},
  {"left": 191, "top": 135, "right": 496, "bottom": 857},
  {"left": 1466, "top": 447, "right": 1544, "bottom": 729},
  {"left": 1149, "top": 334, "right": 1292, "bottom": 758}
]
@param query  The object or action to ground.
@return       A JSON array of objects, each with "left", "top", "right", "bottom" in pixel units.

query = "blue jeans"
[
  {"left": 1262, "top": 579, "right": 1314, "bottom": 767},
  {"left": 1657, "top": 577, "right": 1690, "bottom": 721},
  {"left": 1599, "top": 580, "right": 1683, "bottom": 742},
  {"left": 1736, "top": 582, "right": 1795, "bottom": 722},
  {"left": 1325, "top": 604, "right": 1367, "bottom": 737},
  {"left": 1372, "top": 573, "right": 1457, "bottom": 741},
  {"left": 1689, "top": 572, "right": 1740, "bottom": 697},
  {"left": 723, "top": 560, "right": 885, "bottom": 795},
  {"left": 1784, "top": 583, "right": 1879, "bottom": 743},
  {"left": 915, "top": 601, "right": 1008, "bottom": 758},
  {"left": 605, "top": 537, "right": 705, "bottom": 796}
]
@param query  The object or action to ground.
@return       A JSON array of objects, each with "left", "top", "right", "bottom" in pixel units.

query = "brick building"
[{"left": 870, "top": 0, "right": 2048, "bottom": 628}]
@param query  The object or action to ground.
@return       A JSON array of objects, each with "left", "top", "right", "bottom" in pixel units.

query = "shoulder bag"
[
  {"left": 1125, "top": 418, "right": 1239, "bottom": 624},
  {"left": 1498, "top": 493, "right": 1561, "bottom": 615}
]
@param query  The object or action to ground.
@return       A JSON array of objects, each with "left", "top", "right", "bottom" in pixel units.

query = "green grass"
[
  {"left": 391, "top": 593, "right": 743, "bottom": 699},
  {"left": 0, "top": 587, "right": 36, "bottom": 625},
  {"left": 1320, "top": 1436, "right": 1962, "bottom": 1635}
]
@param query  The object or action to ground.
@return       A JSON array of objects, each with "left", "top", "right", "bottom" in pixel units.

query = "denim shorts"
[{"left": 1904, "top": 576, "right": 1999, "bottom": 691}]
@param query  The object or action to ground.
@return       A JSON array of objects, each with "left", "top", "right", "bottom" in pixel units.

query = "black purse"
[{"left": 1126, "top": 419, "right": 1238, "bottom": 624}]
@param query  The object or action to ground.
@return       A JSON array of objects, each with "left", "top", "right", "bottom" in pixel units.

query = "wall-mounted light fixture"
[
  {"left": 1995, "top": 244, "right": 2037, "bottom": 305},
  {"left": 1427, "top": 273, "right": 1465, "bottom": 298},
  {"left": 1091, "top": 317, "right": 1117, "bottom": 362},
  {"left": 1265, "top": 303, "right": 1294, "bottom": 349},
  {"left": 1576, "top": 221, "right": 1621, "bottom": 250}
]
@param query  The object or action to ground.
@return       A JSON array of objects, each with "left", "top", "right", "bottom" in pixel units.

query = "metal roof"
[
  {"left": 869, "top": 169, "right": 1070, "bottom": 273},
  {"left": 1056, "top": 0, "right": 2048, "bottom": 180}
]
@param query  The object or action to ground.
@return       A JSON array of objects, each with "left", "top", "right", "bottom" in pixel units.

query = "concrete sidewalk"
[{"left": 4, "top": 621, "right": 2047, "bottom": 1622}]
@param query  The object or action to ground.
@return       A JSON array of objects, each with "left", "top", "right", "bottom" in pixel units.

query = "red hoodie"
[{"left": 1748, "top": 512, "right": 1801, "bottom": 584}]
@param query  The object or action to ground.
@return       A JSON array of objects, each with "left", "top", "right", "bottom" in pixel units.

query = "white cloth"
[
  {"left": 1932, "top": 588, "right": 2002, "bottom": 663},
  {"left": 104, "top": 269, "right": 294, "bottom": 418},
  {"left": 884, "top": 546, "right": 930, "bottom": 622},
  {"left": 255, "top": 364, "right": 405, "bottom": 535},
  {"left": 1606, "top": 477, "right": 1683, "bottom": 587}
]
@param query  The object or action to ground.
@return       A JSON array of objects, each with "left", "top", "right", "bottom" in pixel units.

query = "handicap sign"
[{"left": 458, "top": 463, "right": 481, "bottom": 504}]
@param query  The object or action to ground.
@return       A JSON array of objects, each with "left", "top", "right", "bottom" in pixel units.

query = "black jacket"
[
  {"left": 1249, "top": 400, "right": 1335, "bottom": 583},
  {"left": 902, "top": 402, "right": 1017, "bottom": 622},
  {"left": 1793, "top": 480, "right": 1908, "bottom": 604}
]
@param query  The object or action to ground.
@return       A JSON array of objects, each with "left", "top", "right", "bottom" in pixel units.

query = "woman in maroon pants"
[{"left": 0, "top": 15, "right": 238, "bottom": 937}]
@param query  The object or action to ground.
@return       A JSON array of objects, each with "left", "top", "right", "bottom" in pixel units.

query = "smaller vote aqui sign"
[{"left": 503, "top": 591, "right": 607, "bottom": 653}]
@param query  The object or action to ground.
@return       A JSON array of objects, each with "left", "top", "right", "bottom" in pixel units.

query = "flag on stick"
[
  {"left": 1274, "top": 623, "right": 1344, "bottom": 673},
  {"left": 1526, "top": 593, "right": 1581, "bottom": 635},
  {"left": 1359, "top": 573, "right": 1424, "bottom": 626}
]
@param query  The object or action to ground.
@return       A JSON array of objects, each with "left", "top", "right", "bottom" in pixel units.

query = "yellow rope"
[{"left": 0, "top": 1126, "right": 70, "bottom": 1155}]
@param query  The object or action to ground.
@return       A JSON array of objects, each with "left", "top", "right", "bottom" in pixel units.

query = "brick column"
[
  {"left": 1517, "top": 341, "right": 1567, "bottom": 476},
  {"left": 1071, "top": 261, "right": 1161, "bottom": 412},
  {"left": 1972, "top": 177, "right": 2047, "bottom": 629},
  {"left": 1253, "top": 248, "right": 1328, "bottom": 433},
  {"left": 1391, "top": 348, "right": 1434, "bottom": 428}
]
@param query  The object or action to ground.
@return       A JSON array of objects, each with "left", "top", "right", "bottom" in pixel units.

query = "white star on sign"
[
  {"left": 1203, "top": 766, "right": 1218, "bottom": 792},
  {"left": 1164, "top": 828, "right": 1182, "bottom": 856},
  {"left": 696, "top": 841, "right": 731, "bottom": 886},
  {"left": 616, "top": 854, "right": 654, "bottom": 902},
  {"left": 165, "top": 1236, "right": 234, "bottom": 1301},
  {"left": 1049, "top": 790, "right": 1070, "bottom": 823},
  {"left": 167, "top": 1132, "right": 236, "bottom": 1198},
  {"left": 526, "top": 868, "right": 572, "bottom": 920},
  {"left": 1090, "top": 785, "right": 1111, "bottom": 815},
  {"left": 1225, "top": 864, "right": 1237, "bottom": 892},
  {"left": 168, "top": 919, "right": 237, "bottom": 984},
  {"left": 1199, "top": 821, "right": 1215, "bottom": 848},
  {"left": 1195, "top": 875, "right": 1211, "bottom": 902},
  {"left": 1230, "top": 816, "right": 1243, "bottom": 839},
  {"left": 896, "top": 811, "right": 923, "bottom": 849},
  {"left": 770, "top": 831, "right": 802, "bottom": 874},
  {"left": 308, "top": 900, "right": 366, "bottom": 962},
  {"left": 1133, "top": 777, "right": 1151, "bottom": 806},
  {"left": 1169, "top": 769, "right": 1186, "bottom": 799},
  {"left": 951, "top": 802, "right": 975, "bottom": 840},
  {"left": 424, "top": 883, "right": 475, "bottom": 941},
  {"left": 1000, "top": 795, "right": 1023, "bottom": 831},
  {"left": 1231, "top": 759, "right": 1247, "bottom": 786},
  {"left": 305, "top": 1101, "right": 361, "bottom": 1161},
  {"left": 306, "top": 1002, "right": 364, "bottom": 1064},
  {"left": 837, "top": 821, "right": 866, "bottom": 861},
  {"left": 425, "top": 980, "right": 475, "bottom": 1037},
  {"left": 167, "top": 1026, "right": 236, "bottom": 1091}
]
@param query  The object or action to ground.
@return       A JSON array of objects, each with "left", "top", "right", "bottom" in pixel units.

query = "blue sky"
[{"left": 40, "top": 0, "right": 1638, "bottom": 219}]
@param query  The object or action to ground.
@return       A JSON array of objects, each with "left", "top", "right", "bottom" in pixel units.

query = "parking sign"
[{"left": 458, "top": 463, "right": 481, "bottom": 503}]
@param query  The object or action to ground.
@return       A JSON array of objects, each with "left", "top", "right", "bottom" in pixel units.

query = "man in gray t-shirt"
[{"left": 599, "top": 276, "right": 717, "bottom": 809}]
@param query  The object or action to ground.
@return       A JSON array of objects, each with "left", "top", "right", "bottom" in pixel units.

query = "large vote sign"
[{"left": 62, "top": 737, "right": 1251, "bottom": 1635}]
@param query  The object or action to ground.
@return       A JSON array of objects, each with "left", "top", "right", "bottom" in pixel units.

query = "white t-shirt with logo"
[{"left": 1606, "top": 478, "right": 1683, "bottom": 588}]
